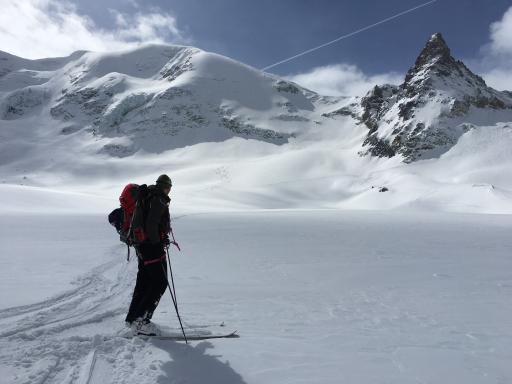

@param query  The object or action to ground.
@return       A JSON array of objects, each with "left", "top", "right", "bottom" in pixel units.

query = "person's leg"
[
  {"left": 125, "top": 257, "right": 149, "bottom": 323},
  {"left": 129, "top": 243, "right": 166, "bottom": 321},
  {"left": 143, "top": 260, "right": 168, "bottom": 321},
  {"left": 129, "top": 262, "right": 166, "bottom": 321}
]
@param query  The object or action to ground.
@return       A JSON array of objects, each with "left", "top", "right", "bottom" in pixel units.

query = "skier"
[{"left": 125, "top": 174, "right": 173, "bottom": 335}]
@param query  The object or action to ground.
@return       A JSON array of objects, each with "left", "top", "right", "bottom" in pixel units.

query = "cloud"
[
  {"left": 287, "top": 63, "right": 402, "bottom": 97},
  {"left": 482, "top": 68, "right": 512, "bottom": 92},
  {"left": 489, "top": 6, "right": 512, "bottom": 56},
  {"left": 112, "top": 11, "right": 185, "bottom": 42},
  {"left": 0, "top": 0, "right": 190, "bottom": 59},
  {"left": 479, "top": 6, "right": 512, "bottom": 91}
]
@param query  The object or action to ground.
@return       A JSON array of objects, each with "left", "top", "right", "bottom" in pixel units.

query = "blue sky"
[
  {"left": 1, "top": 0, "right": 512, "bottom": 94},
  {"left": 73, "top": 0, "right": 511, "bottom": 75}
]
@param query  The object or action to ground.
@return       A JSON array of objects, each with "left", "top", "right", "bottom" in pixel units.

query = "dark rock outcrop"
[{"left": 327, "top": 33, "right": 512, "bottom": 162}]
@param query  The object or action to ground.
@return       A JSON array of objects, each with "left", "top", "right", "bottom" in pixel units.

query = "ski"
[{"left": 124, "top": 330, "right": 239, "bottom": 341}]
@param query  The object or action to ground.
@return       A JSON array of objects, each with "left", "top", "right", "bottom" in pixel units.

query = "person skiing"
[{"left": 125, "top": 174, "right": 173, "bottom": 335}]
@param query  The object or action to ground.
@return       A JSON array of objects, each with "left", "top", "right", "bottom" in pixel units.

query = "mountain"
[
  {"left": 1, "top": 35, "right": 512, "bottom": 214},
  {"left": 0, "top": 44, "right": 337, "bottom": 158},
  {"left": 2, "top": 33, "right": 508, "bottom": 164},
  {"left": 325, "top": 33, "right": 512, "bottom": 162}
]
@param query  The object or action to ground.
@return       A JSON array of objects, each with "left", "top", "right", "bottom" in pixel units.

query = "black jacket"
[{"left": 145, "top": 184, "right": 170, "bottom": 244}]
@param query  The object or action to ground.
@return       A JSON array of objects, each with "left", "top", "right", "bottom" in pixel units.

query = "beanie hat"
[{"left": 156, "top": 174, "right": 172, "bottom": 187}]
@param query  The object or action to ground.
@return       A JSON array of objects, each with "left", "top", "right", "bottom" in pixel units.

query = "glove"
[{"left": 162, "top": 236, "right": 170, "bottom": 248}]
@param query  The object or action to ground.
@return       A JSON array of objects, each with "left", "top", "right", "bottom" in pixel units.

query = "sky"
[{"left": 1, "top": 0, "right": 512, "bottom": 95}]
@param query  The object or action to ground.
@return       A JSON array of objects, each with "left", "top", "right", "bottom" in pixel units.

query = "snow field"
[
  {"left": 2, "top": 120, "right": 512, "bottom": 215},
  {"left": 1, "top": 209, "right": 511, "bottom": 383}
]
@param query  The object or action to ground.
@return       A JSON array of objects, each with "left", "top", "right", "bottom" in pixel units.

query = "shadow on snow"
[{"left": 153, "top": 340, "right": 247, "bottom": 384}]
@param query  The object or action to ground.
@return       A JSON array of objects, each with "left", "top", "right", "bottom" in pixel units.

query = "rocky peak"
[
  {"left": 327, "top": 33, "right": 512, "bottom": 162},
  {"left": 414, "top": 33, "right": 452, "bottom": 68},
  {"left": 403, "top": 32, "right": 486, "bottom": 93}
]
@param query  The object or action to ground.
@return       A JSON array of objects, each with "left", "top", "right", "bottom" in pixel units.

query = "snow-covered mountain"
[
  {"left": 2, "top": 33, "right": 510, "bottom": 163},
  {"left": 1, "top": 33, "right": 512, "bottom": 213},
  {"left": 0, "top": 44, "right": 337, "bottom": 157},
  {"left": 326, "top": 33, "right": 512, "bottom": 162}
]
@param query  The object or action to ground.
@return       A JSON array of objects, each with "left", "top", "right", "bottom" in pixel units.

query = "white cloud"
[
  {"left": 482, "top": 68, "right": 512, "bottom": 92},
  {"left": 0, "top": 0, "right": 190, "bottom": 59},
  {"left": 480, "top": 6, "right": 512, "bottom": 91},
  {"left": 287, "top": 63, "right": 402, "bottom": 97},
  {"left": 112, "top": 11, "right": 184, "bottom": 42},
  {"left": 489, "top": 6, "right": 512, "bottom": 56}
]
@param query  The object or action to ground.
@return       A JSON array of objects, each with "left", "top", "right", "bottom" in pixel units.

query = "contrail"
[{"left": 261, "top": 0, "right": 437, "bottom": 71}]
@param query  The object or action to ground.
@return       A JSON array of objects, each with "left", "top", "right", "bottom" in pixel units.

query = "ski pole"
[
  {"left": 162, "top": 246, "right": 187, "bottom": 343},
  {"left": 166, "top": 246, "right": 180, "bottom": 311},
  {"left": 169, "top": 226, "right": 181, "bottom": 251}
]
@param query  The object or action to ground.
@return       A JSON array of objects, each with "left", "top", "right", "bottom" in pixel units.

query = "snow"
[
  {"left": 2, "top": 117, "right": 512, "bottom": 214},
  {"left": 1, "top": 209, "right": 511, "bottom": 383},
  {"left": 0, "top": 185, "right": 112, "bottom": 214}
]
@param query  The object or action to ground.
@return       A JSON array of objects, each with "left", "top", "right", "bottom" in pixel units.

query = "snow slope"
[
  {"left": 0, "top": 44, "right": 326, "bottom": 157},
  {"left": 1, "top": 210, "right": 511, "bottom": 383},
  {"left": 3, "top": 118, "right": 512, "bottom": 214},
  {"left": 2, "top": 124, "right": 512, "bottom": 215}
]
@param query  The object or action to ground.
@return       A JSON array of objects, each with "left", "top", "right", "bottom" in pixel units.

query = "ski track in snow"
[
  {"left": 0, "top": 247, "right": 166, "bottom": 384},
  {"left": 0, "top": 243, "right": 232, "bottom": 384}
]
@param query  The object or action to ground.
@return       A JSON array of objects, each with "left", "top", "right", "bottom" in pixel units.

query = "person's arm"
[{"left": 145, "top": 196, "right": 166, "bottom": 244}]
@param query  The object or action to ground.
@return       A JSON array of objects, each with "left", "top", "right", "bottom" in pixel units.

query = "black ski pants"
[{"left": 125, "top": 243, "right": 168, "bottom": 323}]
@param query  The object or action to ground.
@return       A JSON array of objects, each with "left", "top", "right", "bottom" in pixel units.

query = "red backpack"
[
  {"left": 119, "top": 183, "right": 139, "bottom": 237},
  {"left": 108, "top": 183, "right": 150, "bottom": 260},
  {"left": 119, "top": 183, "right": 151, "bottom": 245}
]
